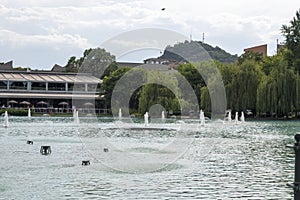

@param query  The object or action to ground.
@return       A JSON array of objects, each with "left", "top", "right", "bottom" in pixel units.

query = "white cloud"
[{"left": 0, "top": 29, "right": 91, "bottom": 50}]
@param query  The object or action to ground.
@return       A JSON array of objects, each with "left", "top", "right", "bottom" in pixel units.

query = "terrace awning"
[
  {"left": 0, "top": 72, "right": 102, "bottom": 84},
  {"left": 0, "top": 93, "right": 101, "bottom": 99}
]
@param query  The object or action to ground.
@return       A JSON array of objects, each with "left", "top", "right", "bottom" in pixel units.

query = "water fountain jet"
[
  {"left": 240, "top": 111, "right": 245, "bottom": 123},
  {"left": 3, "top": 111, "right": 8, "bottom": 128},
  {"left": 73, "top": 108, "right": 76, "bottom": 119},
  {"left": 234, "top": 112, "right": 238, "bottom": 124},
  {"left": 28, "top": 108, "right": 31, "bottom": 118},
  {"left": 119, "top": 108, "right": 122, "bottom": 120},
  {"left": 161, "top": 111, "right": 165, "bottom": 121},
  {"left": 144, "top": 112, "right": 149, "bottom": 126},
  {"left": 200, "top": 110, "right": 205, "bottom": 126},
  {"left": 75, "top": 110, "right": 79, "bottom": 124},
  {"left": 227, "top": 111, "right": 232, "bottom": 122}
]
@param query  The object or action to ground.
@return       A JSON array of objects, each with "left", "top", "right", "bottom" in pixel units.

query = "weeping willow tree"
[
  {"left": 220, "top": 60, "right": 261, "bottom": 113},
  {"left": 257, "top": 56, "right": 297, "bottom": 116},
  {"left": 237, "top": 60, "right": 261, "bottom": 111},
  {"left": 138, "top": 71, "right": 180, "bottom": 115},
  {"left": 200, "top": 86, "right": 210, "bottom": 113}
]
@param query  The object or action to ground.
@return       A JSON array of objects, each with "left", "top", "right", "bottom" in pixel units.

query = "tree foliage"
[
  {"left": 65, "top": 48, "right": 115, "bottom": 78},
  {"left": 138, "top": 71, "right": 181, "bottom": 115},
  {"left": 281, "top": 9, "right": 300, "bottom": 71},
  {"left": 159, "top": 40, "right": 238, "bottom": 63},
  {"left": 257, "top": 56, "right": 296, "bottom": 116},
  {"left": 101, "top": 67, "right": 132, "bottom": 109}
]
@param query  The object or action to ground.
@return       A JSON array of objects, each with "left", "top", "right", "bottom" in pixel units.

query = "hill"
[{"left": 159, "top": 40, "right": 238, "bottom": 63}]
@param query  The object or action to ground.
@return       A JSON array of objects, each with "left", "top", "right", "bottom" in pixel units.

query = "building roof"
[
  {"left": 116, "top": 62, "right": 142, "bottom": 68},
  {"left": 0, "top": 71, "right": 102, "bottom": 84},
  {"left": 0, "top": 92, "right": 100, "bottom": 99},
  {"left": 244, "top": 44, "right": 267, "bottom": 56}
]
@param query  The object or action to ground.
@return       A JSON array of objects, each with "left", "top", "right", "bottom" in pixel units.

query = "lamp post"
[{"left": 287, "top": 134, "right": 300, "bottom": 200}]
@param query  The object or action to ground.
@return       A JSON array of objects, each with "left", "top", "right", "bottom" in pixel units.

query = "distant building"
[
  {"left": 144, "top": 58, "right": 170, "bottom": 65},
  {"left": 0, "top": 70, "right": 106, "bottom": 114},
  {"left": 143, "top": 58, "right": 186, "bottom": 70},
  {"left": 244, "top": 44, "right": 267, "bottom": 57},
  {"left": 51, "top": 64, "right": 65, "bottom": 72},
  {"left": 116, "top": 62, "right": 142, "bottom": 68},
  {"left": 0, "top": 61, "right": 13, "bottom": 70}
]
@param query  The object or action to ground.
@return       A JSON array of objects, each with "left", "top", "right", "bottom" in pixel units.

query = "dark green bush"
[{"left": 0, "top": 109, "right": 32, "bottom": 116}]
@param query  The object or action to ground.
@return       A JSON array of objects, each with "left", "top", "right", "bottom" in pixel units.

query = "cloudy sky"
[{"left": 0, "top": 0, "right": 298, "bottom": 69}]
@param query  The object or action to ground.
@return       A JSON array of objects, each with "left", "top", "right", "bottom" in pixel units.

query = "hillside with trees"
[{"left": 159, "top": 40, "right": 238, "bottom": 63}]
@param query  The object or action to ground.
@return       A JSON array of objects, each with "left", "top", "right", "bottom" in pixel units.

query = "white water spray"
[
  {"left": 144, "top": 112, "right": 149, "bottom": 126},
  {"left": 200, "top": 110, "right": 205, "bottom": 126},
  {"left": 3, "top": 111, "right": 8, "bottom": 128}
]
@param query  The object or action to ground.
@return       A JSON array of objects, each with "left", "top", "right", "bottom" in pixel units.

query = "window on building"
[
  {"left": 68, "top": 83, "right": 85, "bottom": 91},
  {"left": 87, "top": 84, "right": 98, "bottom": 92},
  {"left": 31, "top": 82, "right": 46, "bottom": 90},
  {"left": 0, "top": 81, "right": 8, "bottom": 89},
  {"left": 10, "top": 81, "right": 27, "bottom": 90},
  {"left": 48, "top": 83, "right": 65, "bottom": 91}
]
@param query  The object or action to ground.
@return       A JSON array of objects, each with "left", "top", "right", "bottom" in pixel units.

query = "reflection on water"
[{"left": 0, "top": 117, "right": 296, "bottom": 199}]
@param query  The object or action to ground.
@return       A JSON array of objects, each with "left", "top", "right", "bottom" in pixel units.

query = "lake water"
[{"left": 0, "top": 117, "right": 297, "bottom": 199}]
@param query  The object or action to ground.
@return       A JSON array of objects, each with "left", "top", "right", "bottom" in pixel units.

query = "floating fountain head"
[
  {"left": 240, "top": 111, "right": 245, "bottom": 123},
  {"left": 3, "top": 111, "right": 8, "bottom": 128},
  {"left": 118, "top": 108, "right": 122, "bottom": 120},
  {"left": 235, "top": 112, "right": 238, "bottom": 124},
  {"left": 28, "top": 108, "right": 31, "bottom": 118},
  {"left": 144, "top": 112, "right": 149, "bottom": 126},
  {"left": 27, "top": 140, "right": 33, "bottom": 145},
  {"left": 82, "top": 160, "right": 90, "bottom": 165},
  {"left": 200, "top": 110, "right": 205, "bottom": 126},
  {"left": 40, "top": 146, "right": 51, "bottom": 155}
]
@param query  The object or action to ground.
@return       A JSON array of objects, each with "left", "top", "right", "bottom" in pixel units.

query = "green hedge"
[{"left": 0, "top": 109, "right": 33, "bottom": 116}]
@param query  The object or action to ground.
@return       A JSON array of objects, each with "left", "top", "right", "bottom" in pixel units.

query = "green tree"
[
  {"left": 257, "top": 55, "right": 296, "bottom": 116},
  {"left": 177, "top": 63, "right": 204, "bottom": 105},
  {"left": 65, "top": 48, "right": 115, "bottom": 77},
  {"left": 224, "top": 60, "right": 261, "bottom": 113},
  {"left": 79, "top": 48, "right": 115, "bottom": 78},
  {"left": 138, "top": 71, "right": 180, "bottom": 115},
  {"left": 238, "top": 51, "right": 264, "bottom": 64},
  {"left": 101, "top": 67, "right": 131, "bottom": 110},
  {"left": 217, "top": 62, "right": 239, "bottom": 110},
  {"left": 101, "top": 61, "right": 118, "bottom": 79},
  {"left": 281, "top": 9, "right": 300, "bottom": 71},
  {"left": 200, "top": 86, "right": 210, "bottom": 112},
  {"left": 65, "top": 56, "right": 78, "bottom": 72}
]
